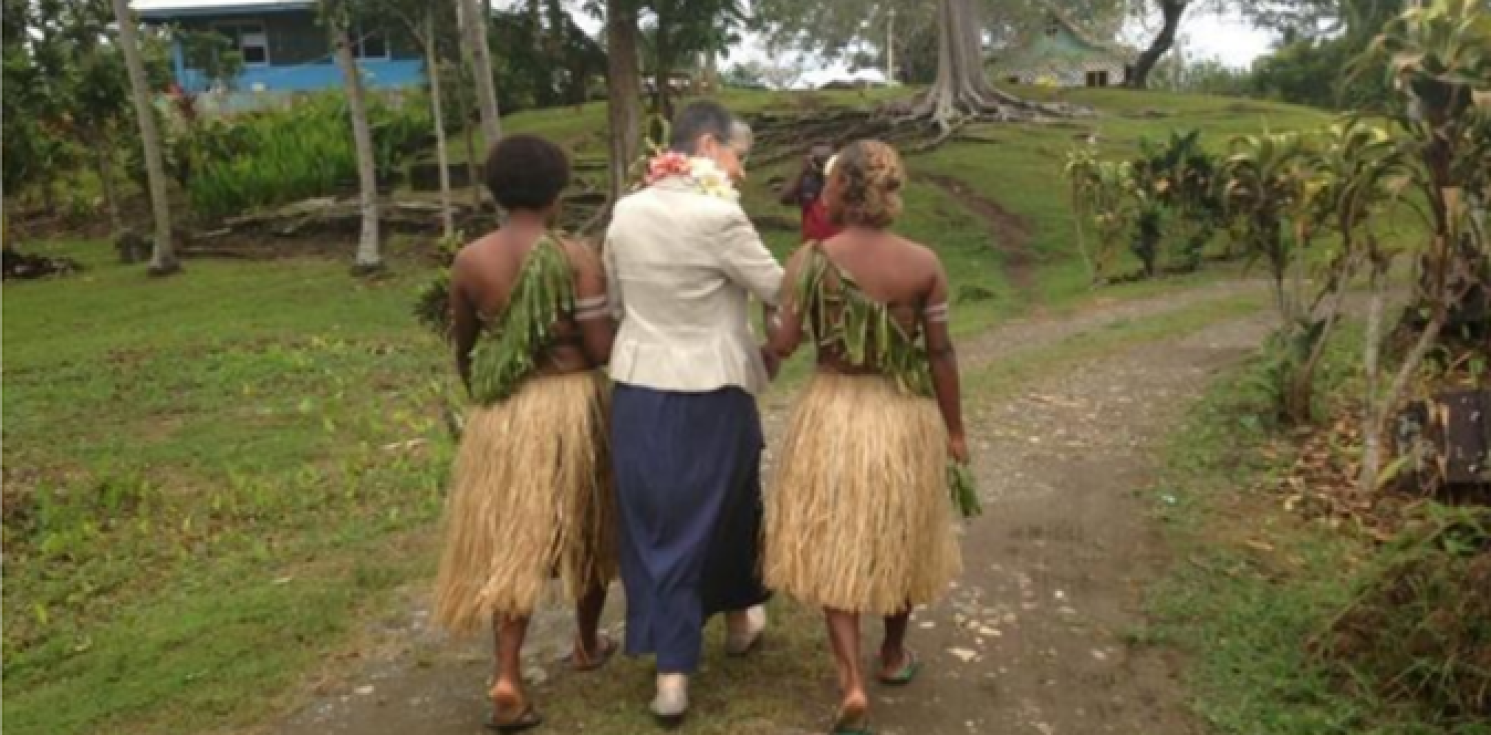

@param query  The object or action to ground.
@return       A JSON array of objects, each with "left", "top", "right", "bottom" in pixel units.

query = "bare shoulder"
[
  {"left": 450, "top": 238, "right": 487, "bottom": 277},
  {"left": 893, "top": 235, "right": 943, "bottom": 272},
  {"left": 555, "top": 235, "right": 601, "bottom": 269}
]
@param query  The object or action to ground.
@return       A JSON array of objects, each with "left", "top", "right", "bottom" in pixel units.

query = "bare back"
[
  {"left": 809, "top": 230, "right": 944, "bottom": 373},
  {"left": 450, "top": 226, "right": 608, "bottom": 381}
]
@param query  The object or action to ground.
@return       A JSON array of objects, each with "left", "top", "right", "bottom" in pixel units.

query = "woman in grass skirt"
[
  {"left": 764, "top": 140, "right": 968, "bottom": 734},
  {"left": 432, "top": 135, "right": 618, "bottom": 733}
]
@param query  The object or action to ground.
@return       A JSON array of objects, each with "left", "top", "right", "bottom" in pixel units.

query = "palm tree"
[
  {"left": 108, "top": 0, "right": 179, "bottom": 275},
  {"left": 325, "top": 1, "right": 382, "bottom": 273},
  {"left": 457, "top": 0, "right": 501, "bottom": 147}
]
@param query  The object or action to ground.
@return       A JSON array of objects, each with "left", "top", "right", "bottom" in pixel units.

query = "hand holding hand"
[{"left": 761, "top": 346, "right": 782, "bottom": 381}]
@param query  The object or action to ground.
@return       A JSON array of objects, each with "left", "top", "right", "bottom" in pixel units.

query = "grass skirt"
[
  {"left": 764, "top": 373, "right": 962, "bottom": 616},
  {"left": 434, "top": 371, "right": 616, "bottom": 633}
]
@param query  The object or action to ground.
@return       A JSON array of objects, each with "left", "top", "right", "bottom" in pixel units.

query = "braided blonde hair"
[{"left": 828, "top": 140, "right": 905, "bottom": 228}]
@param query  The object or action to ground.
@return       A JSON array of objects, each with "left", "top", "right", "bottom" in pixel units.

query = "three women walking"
[{"left": 430, "top": 102, "right": 968, "bottom": 734}]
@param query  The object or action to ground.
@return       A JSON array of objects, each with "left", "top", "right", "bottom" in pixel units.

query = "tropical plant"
[
  {"left": 1128, "top": 129, "right": 1224, "bottom": 275},
  {"left": 1219, "top": 129, "right": 1320, "bottom": 324},
  {"left": 182, "top": 94, "right": 430, "bottom": 221},
  {"left": 1217, "top": 129, "right": 1331, "bottom": 423},
  {"left": 1355, "top": 0, "right": 1491, "bottom": 492},
  {"left": 1063, "top": 147, "right": 1134, "bottom": 285},
  {"left": 1282, "top": 121, "right": 1413, "bottom": 426}
]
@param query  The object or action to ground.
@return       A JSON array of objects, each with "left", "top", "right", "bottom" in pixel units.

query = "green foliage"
[
  {"left": 468, "top": 236, "right": 577, "bottom": 405},
  {"left": 1219, "top": 129, "right": 1318, "bottom": 313},
  {"left": 182, "top": 93, "right": 432, "bottom": 221},
  {"left": 1063, "top": 146, "right": 1134, "bottom": 283},
  {"left": 1356, "top": 0, "right": 1491, "bottom": 339},
  {"left": 1130, "top": 129, "right": 1225, "bottom": 275},
  {"left": 1318, "top": 506, "right": 1491, "bottom": 727},
  {"left": 2, "top": 0, "right": 172, "bottom": 207},
  {"left": 485, "top": 4, "right": 607, "bottom": 111},
  {"left": 413, "top": 232, "right": 462, "bottom": 338},
  {"left": 1064, "top": 130, "right": 1223, "bottom": 282},
  {"left": 795, "top": 244, "right": 932, "bottom": 397},
  {"left": 947, "top": 461, "right": 981, "bottom": 519},
  {"left": 177, "top": 28, "right": 245, "bottom": 90}
]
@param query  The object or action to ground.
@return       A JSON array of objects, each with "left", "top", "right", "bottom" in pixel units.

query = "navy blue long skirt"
[{"left": 611, "top": 383, "right": 772, "bottom": 674}]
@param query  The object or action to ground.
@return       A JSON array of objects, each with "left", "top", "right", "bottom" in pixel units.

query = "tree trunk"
[
  {"left": 703, "top": 50, "right": 719, "bottom": 93},
  {"left": 453, "top": 0, "right": 484, "bottom": 208},
  {"left": 110, "top": 0, "right": 180, "bottom": 276},
  {"left": 464, "top": 115, "right": 481, "bottom": 207},
  {"left": 1126, "top": 0, "right": 1188, "bottom": 90},
  {"left": 653, "top": 8, "right": 674, "bottom": 120},
  {"left": 914, "top": 0, "right": 1049, "bottom": 130},
  {"left": 458, "top": 0, "right": 501, "bottom": 148},
  {"left": 606, "top": 0, "right": 643, "bottom": 204},
  {"left": 1359, "top": 262, "right": 1387, "bottom": 493},
  {"left": 1364, "top": 309, "right": 1445, "bottom": 492},
  {"left": 93, "top": 136, "right": 124, "bottom": 235},
  {"left": 333, "top": 23, "right": 382, "bottom": 273},
  {"left": 425, "top": 10, "right": 455, "bottom": 240}
]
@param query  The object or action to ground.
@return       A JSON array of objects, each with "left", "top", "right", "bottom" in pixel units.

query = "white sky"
[{"left": 560, "top": 2, "right": 1277, "bottom": 88}]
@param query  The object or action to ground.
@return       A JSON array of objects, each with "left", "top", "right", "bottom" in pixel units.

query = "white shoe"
[
  {"left": 651, "top": 674, "right": 689, "bottom": 723},
  {"left": 725, "top": 605, "right": 768, "bottom": 656}
]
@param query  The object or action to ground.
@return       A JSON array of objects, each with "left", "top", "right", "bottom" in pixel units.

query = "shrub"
[
  {"left": 1317, "top": 506, "right": 1491, "bottom": 726},
  {"left": 182, "top": 93, "right": 432, "bottom": 221}
]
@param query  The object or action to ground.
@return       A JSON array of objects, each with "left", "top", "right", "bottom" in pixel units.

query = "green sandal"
[{"left": 877, "top": 649, "right": 922, "bottom": 687}]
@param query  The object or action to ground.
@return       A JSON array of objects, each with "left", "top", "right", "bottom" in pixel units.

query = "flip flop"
[
  {"left": 877, "top": 649, "right": 921, "bottom": 687},
  {"left": 568, "top": 633, "right": 618, "bottom": 672},
  {"left": 485, "top": 705, "right": 543, "bottom": 733},
  {"left": 829, "top": 701, "right": 872, "bottom": 735}
]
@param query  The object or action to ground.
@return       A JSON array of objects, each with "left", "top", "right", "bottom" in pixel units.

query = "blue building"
[{"left": 134, "top": 0, "right": 424, "bottom": 96}]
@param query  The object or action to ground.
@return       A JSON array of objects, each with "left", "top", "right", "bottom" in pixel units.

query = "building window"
[
  {"left": 354, "top": 27, "right": 389, "bottom": 60},
  {"left": 1085, "top": 70, "right": 1110, "bottom": 88},
  {"left": 215, "top": 22, "right": 269, "bottom": 66}
]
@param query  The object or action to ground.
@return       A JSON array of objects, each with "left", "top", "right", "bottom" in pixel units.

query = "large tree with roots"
[
  {"left": 911, "top": 0, "right": 1060, "bottom": 129},
  {"left": 755, "top": 0, "right": 1116, "bottom": 132}
]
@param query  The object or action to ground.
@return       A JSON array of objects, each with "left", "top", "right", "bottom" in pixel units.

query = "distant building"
[
  {"left": 991, "top": 7, "right": 1135, "bottom": 88},
  {"left": 134, "top": 0, "right": 423, "bottom": 101}
]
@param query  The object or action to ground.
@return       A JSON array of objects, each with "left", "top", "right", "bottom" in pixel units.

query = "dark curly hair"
[
  {"left": 828, "top": 140, "right": 905, "bottom": 228},
  {"left": 484, "top": 134, "right": 571, "bottom": 211}
]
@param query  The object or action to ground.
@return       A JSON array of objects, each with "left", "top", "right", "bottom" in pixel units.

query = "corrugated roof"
[{"left": 132, "top": 0, "right": 315, "bottom": 18}]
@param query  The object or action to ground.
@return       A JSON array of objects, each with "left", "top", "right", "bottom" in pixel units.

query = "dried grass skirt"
[
  {"left": 764, "top": 373, "right": 962, "bottom": 616},
  {"left": 434, "top": 371, "right": 616, "bottom": 633}
]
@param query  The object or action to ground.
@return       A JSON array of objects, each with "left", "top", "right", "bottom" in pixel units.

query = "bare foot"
[
  {"left": 489, "top": 679, "right": 527, "bottom": 724},
  {"left": 833, "top": 690, "right": 869, "bottom": 732}
]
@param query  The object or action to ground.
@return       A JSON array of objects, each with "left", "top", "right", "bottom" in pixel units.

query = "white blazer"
[{"left": 603, "top": 177, "right": 785, "bottom": 395}]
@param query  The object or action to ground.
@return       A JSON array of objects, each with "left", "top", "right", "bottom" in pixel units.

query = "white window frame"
[
  {"left": 352, "top": 26, "right": 390, "bottom": 61},
  {"left": 214, "top": 21, "right": 270, "bottom": 67}
]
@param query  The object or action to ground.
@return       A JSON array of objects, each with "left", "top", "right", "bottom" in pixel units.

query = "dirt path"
[
  {"left": 267, "top": 283, "right": 1272, "bottom": 735},
  {"left": 922, "top": 173, "right": 1040, "bottom": 301}
]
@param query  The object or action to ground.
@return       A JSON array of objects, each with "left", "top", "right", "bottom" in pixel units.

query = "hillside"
[{"left": 0, "top": 87, "right": 1333, "bottom": 735}]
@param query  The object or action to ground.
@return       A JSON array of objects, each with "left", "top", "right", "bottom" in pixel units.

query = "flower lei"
[{"left": 640, "top": 150, "right": 740, "bottom": 201}]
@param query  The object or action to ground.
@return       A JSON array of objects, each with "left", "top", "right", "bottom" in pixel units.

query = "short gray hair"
[
  {"left": 730, "top": 120, "right": 753, "bottom": 153},
  {"left": 670, "top": 100, "right": 736, "bottom": 154}
]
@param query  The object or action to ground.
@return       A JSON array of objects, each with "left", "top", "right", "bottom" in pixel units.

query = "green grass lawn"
[{"left": 3, "top": 87, "right": 1331, "bottom": 735}]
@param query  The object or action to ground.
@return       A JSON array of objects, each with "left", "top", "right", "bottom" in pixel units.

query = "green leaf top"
[
  {"left": 796, "top": 243, "right": 932, "bottom": 397},
  {"left": 467, "top": 234, "right": 577, "bottom": 405}
]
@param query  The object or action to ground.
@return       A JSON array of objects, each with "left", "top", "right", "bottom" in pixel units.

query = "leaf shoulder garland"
[
  {"left": 796, "top": 242, "right": 933, "bottom": 397},
  {"left": 467, "top": 234, "right": 577, "bottom": 405},
  {"left": 795, "top": 242, "right": 981, "bottom": 519}
]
